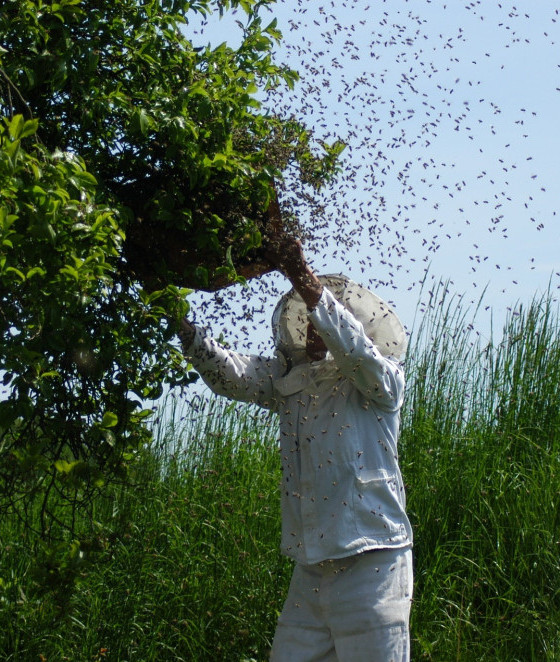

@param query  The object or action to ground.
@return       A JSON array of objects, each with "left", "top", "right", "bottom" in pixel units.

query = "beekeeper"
[{"left": 179, "top": 233, "right": 413, "bottom": 662}]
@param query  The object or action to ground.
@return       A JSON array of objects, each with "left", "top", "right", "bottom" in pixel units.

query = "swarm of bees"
[{"left": 190, "top": 1, "right": 560, "bottom": 352}]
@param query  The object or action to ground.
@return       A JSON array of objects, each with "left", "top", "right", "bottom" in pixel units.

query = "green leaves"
[
  {"left": 6, "top": 115, "right": 39, "bottom": 141},
  {"left": 130, "top": 108, "right": 154, "bottom": 137},
  {"left": 0, "top": 0, "right": 344, "bottom": 589},
  {"left": 0, "top": 112, "right": 197, "bottom": 561},
  {"left": 0, "top": 115, "right": 39, "bottom": 164},
  {"left": 1, "top": 0, "right": 343, "bottom": 290},
  {"left": 100, "top": 411, "right": 118, "bottom": 428},
  {"left": 238, "top": 0, "right": 254, "bottom": 14}
]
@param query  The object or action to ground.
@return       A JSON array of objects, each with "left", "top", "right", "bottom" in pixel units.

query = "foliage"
[
  {"left": 401, "top": 284, "right": 560, "bottom": 660},
  {"left": 0, "top": 398, "right": 287, "bottom": 661},
  {"left": 0, "top": 0, "right": 343, "bottom": 288},
  {"left": 0, "top": 113, "right": 192, "bottom": 545},
  {"left": 0, "top": 0, "right": 342, "bottom": 566}
]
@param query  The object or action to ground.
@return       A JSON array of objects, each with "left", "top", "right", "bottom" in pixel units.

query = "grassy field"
[{"left": 1, "top": 287, "right": 559, "bottom": 661}]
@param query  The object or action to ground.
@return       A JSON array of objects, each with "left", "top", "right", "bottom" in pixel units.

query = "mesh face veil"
[{"left": 271, "top": 274, "right": 408, "bottom": 365}]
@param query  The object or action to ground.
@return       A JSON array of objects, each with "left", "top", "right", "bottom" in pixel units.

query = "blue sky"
[{"left": 186, "top": 0, "right": 560, "bottom": 354}]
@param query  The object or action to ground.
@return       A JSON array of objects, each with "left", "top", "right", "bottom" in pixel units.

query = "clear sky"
[{"left": 186, "top": 0, "right": 560, "bottom": 357}]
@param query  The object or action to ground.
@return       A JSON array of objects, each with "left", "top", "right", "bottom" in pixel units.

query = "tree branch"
[{"left": 0, "top": 67, "right": 35, "bottom": 122}]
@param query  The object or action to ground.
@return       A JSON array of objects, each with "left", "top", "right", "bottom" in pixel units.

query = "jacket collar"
[{"left": 273, "top": 357, "right": 342, "bottom": 397}]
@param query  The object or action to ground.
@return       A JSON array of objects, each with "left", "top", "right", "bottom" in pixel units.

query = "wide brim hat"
[{"left": 271, "top": 274, "right": 408, "bottom": 360}]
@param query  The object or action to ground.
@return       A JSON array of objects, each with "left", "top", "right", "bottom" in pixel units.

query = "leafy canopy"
[
  {"left": 0, "top": 0, "right": 342, "bottom": 568},
  {"left": 2, "top": 0, "right": 343, "bottom": 287}
]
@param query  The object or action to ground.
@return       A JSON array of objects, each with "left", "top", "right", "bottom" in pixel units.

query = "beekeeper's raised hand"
[{"left": 263, "top": 232, "right": 323, "bottom": 310}]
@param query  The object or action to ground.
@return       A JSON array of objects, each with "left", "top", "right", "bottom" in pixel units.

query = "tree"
[{"left": 0, "top": 0, "right": 342, "bottom": 576}]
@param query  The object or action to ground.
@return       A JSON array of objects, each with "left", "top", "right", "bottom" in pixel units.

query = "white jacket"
[{"left": 187, "top": 286, "right": 413, "bottom": 565}]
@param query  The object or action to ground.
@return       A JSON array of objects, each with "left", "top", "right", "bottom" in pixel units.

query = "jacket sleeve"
[
  {"left": 185, "top": 326, "right": 285, "bottom": 410},
  {"left": 308, "top": 288, "right": 405, "bottom": 410}
]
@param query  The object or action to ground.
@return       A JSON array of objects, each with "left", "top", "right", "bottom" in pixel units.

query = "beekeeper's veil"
[{"left": 271, "top": 274, "right": 407, "bottom": 366}]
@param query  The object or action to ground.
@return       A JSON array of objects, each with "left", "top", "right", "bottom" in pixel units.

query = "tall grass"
[
  {"left": 0, "top": 399, "right": 288, "bottom": 661},
  {"left": 402, "top": 283, "right": 560, "bottom": 660},
  {"left": 1, "top": 286, "right": 559, "bottom": 661}
]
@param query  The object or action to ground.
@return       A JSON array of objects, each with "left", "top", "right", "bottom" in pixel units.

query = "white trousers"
[{"left": 270, "top": 547, "right": 413, "bottom": 662}]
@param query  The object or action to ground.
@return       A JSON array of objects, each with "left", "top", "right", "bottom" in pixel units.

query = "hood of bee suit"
[{"left": 271, "top": 274, "right": 408, "bottom": 366}]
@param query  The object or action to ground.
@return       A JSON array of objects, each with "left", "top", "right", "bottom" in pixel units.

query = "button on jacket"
[{"left": 187, "top": 286, "right": 413, "bottom": 565}]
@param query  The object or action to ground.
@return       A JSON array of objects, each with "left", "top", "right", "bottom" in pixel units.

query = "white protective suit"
[
  {"left": 186, "top": 275, "right": 413, "bottom": 661},
  {"left": 186, "top": 275, "right": 413, "bottom": 563}
]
